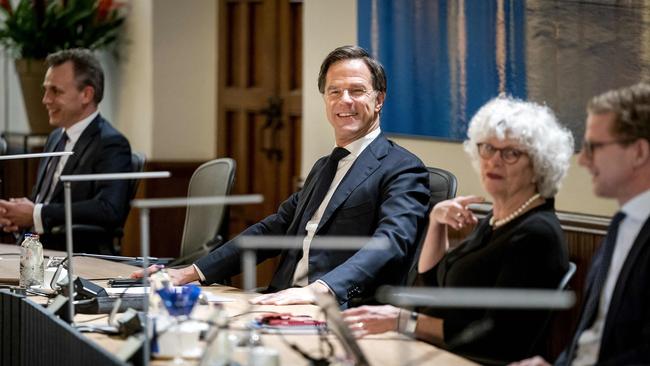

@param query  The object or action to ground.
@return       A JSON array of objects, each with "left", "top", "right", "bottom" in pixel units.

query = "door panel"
[{"left": 218, "top": 0, "right": 303, "bottom": 287}]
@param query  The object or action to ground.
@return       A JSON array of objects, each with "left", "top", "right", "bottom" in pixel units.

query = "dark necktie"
[
  {"left": 36, "top": 132, "right": 68, "bottom": 203},
  {"left": 298, "top": 147, "right": 350, "bottom": 232},
  {"left": 563, "top": 211, "right": 626, "bottom": 363}
]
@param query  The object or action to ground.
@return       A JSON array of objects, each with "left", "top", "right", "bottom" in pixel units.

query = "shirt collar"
[
  {"left": 620, "top": 188, "right": 650, "bottom": 222},
  {"left": 64, "top": 110, "right": 98, "bottom": 145},
  {"left": 338, "top": 127, "right": 381, "bottom": 159}
]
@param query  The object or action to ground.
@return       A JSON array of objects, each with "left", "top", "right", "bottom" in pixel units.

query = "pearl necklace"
[{"left": 489, "top": 193, "right": 541, "bottom": 228}]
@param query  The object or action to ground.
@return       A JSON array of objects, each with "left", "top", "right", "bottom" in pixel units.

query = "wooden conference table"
[{"left": 0, "top": 244, "right": 476, "bottom": 365}]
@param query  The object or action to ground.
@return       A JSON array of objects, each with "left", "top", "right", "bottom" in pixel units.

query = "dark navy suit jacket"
[
  {"left": 32, "top": 114, "right": 132, "bottom": 251},
  {"left": 556, "top": 214, "right": 650, "bottom": 365},
  {"left": 195, "top": 133, "right": 430, "bottom": 306}
]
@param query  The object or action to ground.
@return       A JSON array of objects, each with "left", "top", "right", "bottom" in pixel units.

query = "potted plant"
[{"left": 0, "top": 0, "right": 126, "bottom": 133}]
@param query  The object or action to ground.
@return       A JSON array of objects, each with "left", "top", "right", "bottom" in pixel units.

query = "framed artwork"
[{"left": 358, "top": 0, "right": 650, "bottom": 146}]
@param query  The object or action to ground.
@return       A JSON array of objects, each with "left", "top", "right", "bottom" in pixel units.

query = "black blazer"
[
  {"left": 421, "top": 200, "right": 569, "bottom": 362},
  {"left": 194, "top": 133, "right": 431, "bottom": 307},
  {"left": 556, "top": 214, "right": 650, "bottom": 366},
  {"left": 32, "top": 114, "right": 132, "bottom": 251}
]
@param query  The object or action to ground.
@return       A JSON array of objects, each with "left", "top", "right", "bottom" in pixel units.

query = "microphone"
[{"left": 72, "top": 252, "right": 173, "bottom": 266}]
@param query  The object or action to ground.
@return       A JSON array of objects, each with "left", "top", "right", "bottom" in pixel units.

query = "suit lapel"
[
  {"left": 32, "top": 129, "right": 65, "bottom": 199},
  {"left": 49, "top": 115, "right": 102, "bottom": 199},
  {"left": 600, "top": 214, "right": 650, "bottom": 349},
  {"left": 286, "top": 157, "right": 327, "bottom": 234},
  {"left": 316, "top": 134, "right": 389, "bottom": 232}
]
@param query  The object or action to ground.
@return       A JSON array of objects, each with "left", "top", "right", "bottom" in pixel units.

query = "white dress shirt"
[
  {"left": 33, "top": 111, "right": 98, "bottom": 233},
  {"left": 572, "top": 188, "right": 650, "bottom": 365},
  {"left": 292, "top": 128, "right": 381, "bottom": 287},
  {"left": 192, "top": 128, "right": 382, "bottom": 286}
]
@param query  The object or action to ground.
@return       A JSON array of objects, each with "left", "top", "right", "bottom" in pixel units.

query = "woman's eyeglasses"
[{"left": 477, "top": 143, "right": 526, "bottom": 164}]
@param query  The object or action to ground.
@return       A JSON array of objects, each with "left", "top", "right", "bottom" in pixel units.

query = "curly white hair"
[{"left": 462, "top": 97, "right": 575, "bottom": 198}]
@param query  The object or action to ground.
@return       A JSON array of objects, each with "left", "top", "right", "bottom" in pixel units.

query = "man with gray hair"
[
  {"left": 512, "top": 82, "right": 650, "bottom": 365},
  {"left": 0, "top": 48, "right": 132, "bottom": 254}
]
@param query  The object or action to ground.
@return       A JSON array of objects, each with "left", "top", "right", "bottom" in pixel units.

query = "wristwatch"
[
  {"left": 404, "top": 311, "right": 418, "bottom": 336},
  {"left": 398, "top": 309, "right": 418, "bottom": 337}
]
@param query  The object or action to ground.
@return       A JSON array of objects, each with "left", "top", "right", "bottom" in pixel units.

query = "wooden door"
[{"left": 218, "top": 0, "right": 302, "bottom": 285}]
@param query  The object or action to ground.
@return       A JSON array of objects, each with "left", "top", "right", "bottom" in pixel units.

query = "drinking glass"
[{"left": 157, "top": 284, "right": 201, "bottom": 364}]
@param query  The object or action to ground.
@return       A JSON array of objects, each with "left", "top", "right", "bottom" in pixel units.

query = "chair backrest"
[
  {"left": 178, "top": 158, "right": 236, "bottom": 263},
  {"left": 129, "top": 151, "right": 146, "bottom": 200},
  {"left": 50, "top": 151, "right": 147, "bottom": 255},
  {"left": 0, "top": 136, "right": 7, "bottom": 155},
  {"left": 406, "top": 166, "right": 458, "bottom": 286},
  {"left": 558, "top": 261, "right": 577, "bottom": 290},
  {"left": 113, "top": 151, "right": 146, "bottom": 253},
  {"left": 117, "top": 151, "right": 146, "bottom": 225},
  {"left": 428, "top": 166, "right": 458, "bottom": 206}
]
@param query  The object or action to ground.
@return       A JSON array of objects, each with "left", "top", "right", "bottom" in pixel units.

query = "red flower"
[
  {"left": 96, "top": 0, "right": 122, "bottom": 22},
  {"left": 0, "top": 0, "right": 12, "bottom": 15}
]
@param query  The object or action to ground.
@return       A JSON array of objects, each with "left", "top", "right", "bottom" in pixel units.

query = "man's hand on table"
[
  {"left": 249, "top": 281, "right": 331, "bottom": 305},
  {"left": 130, "top": 266, "right": 332, "bottom": 306},
  {"left": 130, "top": 265, "right": 198, "bottom": 285}
]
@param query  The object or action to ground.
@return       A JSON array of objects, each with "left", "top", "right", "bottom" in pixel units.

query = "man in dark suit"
[
  {"left": 133, "top": 45, "right": 430, "bottom": 307},
  {"left": 0, "top": 49, "right": 132, "bottom": 254},
  {"left": 512, "top": 83, "right": 650, "bottom": 365}
]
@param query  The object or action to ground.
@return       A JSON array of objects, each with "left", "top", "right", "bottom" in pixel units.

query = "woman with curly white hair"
[{"left": 343, "top": 97, "right": 575, "bottom": 362}]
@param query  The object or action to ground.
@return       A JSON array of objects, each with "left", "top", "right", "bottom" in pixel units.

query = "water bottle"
[
  {"left": 19, "top": 233, "right": 44, "bottom": 288},
  {"left": 31, "top": 235, "right": 45, "bottom": 285}
]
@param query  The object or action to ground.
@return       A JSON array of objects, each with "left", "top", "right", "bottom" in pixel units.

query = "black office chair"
[
  {"left": 558, "top": 261, "right": 577, "bottom": 291},
  {"left": 50, "top": 151, "right": 146, "bottom": 254},
  {"left": 0, "top": 136, "right": 7, "bottom": 155},
  {"left": 111, "top": 151, "right": 146, "bottom": 252},
  {"left": 405, "top": 166, "right": 458, "bottom": 286},
  {"left": 427, "top": 166, "right": 458, "bottom": 206}
]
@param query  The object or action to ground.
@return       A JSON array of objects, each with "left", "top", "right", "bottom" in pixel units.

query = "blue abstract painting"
[{"left": 358, "top": 0, "right": 650, "bottom": 145}]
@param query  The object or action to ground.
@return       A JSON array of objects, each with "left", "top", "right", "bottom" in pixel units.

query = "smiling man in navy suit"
[
  {"left": 0, "top": 49, "right": 132, "bottom": 254},
  {"left": 133, "top": 45, "right": 431, "bottom": 307},
  {"left": 512, "top": 83, "right": 650, "bottom": 366}
]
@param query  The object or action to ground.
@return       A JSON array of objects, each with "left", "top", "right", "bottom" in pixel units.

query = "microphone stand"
[
  {"left": 0, "top": 151, "right": 73, "bottom": 161},
  {"left": 59, "top": 171, "right": 171, "bottom": 328},
  {"left": 236, "top": 236, "right": 390, "bottom": 291},
  {"left": 0, "top": 151, "right": 74, "bottom": 270},
  {"left": 234, "top": 235, "right": 390, "bottom": 366},
  {"left": 130, "top": 194, "right": 263, "bottom": 365},
  {"left": 375, "top": 286, "right": 576, "bottom": 362}
]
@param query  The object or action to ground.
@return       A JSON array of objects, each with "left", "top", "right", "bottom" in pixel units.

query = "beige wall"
[
  {"left": 151, "top": 0, "right": 217, "bottom": 161},
  {"left": 302, "top": 0, "right": 618, "bottom": 216},
  {"left": 116, "top": 0, "right": 154, "bottom": 157},
  {"left": 119, "top": 0, "right": 217, "bottom": 161},
  {"left": 302, "top": 0, "right": 357, "bottom": 176}
]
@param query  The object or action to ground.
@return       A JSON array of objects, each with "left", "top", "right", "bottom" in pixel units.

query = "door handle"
[{"left": 259, "top": 97, "right": 283, "bottom": 161}]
